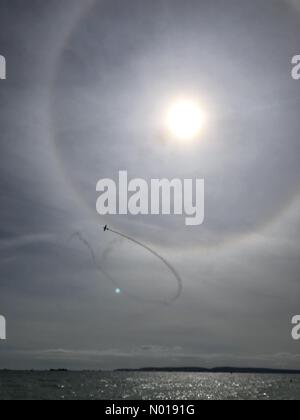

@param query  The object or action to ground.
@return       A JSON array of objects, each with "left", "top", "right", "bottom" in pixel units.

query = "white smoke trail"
[{"left": 106, "top": 228, "right": 183, "bottom": 303}]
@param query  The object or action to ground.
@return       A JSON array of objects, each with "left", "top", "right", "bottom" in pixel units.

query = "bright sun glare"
[{"left": 166, "top": 100, "right": 205, "bottom": 141}]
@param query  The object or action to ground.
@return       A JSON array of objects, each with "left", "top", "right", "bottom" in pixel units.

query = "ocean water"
[{"left": 0, "top": 371, "right": 299, "bottom": 400}]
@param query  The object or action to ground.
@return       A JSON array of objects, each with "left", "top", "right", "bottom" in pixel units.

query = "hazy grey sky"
[{"left": 0, "top": 0, "right": 300, "bottom": 370}]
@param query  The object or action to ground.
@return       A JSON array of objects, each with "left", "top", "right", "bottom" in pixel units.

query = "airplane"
[{"left": 103, "top": 225, "right": 109, "bottom": 232}]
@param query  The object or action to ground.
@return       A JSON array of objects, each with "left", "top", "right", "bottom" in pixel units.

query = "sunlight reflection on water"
[{"left": 0, "top": 372, "right": 299, "bottom": 400}]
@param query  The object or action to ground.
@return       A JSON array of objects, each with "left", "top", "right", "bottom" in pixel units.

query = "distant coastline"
[
  {"left": 115, "top": 367, "right": 300, "bottom": 375},
  {"left": 1, "top": 367, "right": 299, "bottom": 375}
]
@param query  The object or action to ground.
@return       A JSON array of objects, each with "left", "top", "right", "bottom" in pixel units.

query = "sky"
[{"left": 0, "top": 0, "right": 300, "bottom": 370}]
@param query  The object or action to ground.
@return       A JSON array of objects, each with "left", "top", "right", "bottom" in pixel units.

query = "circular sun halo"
[{"left": 166, "top": 100, "right": 204, "bottom": 141}]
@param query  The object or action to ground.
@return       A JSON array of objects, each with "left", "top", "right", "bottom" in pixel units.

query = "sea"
[{"left": 0, "top": 371, "right": 299, "bottom": 400}]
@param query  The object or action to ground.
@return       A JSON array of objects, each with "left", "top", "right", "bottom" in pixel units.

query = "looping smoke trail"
[
  {"left": 106, "top": 228, "right": 183, "bottom": 303},
  {"left": 70, "top": 230, "right": 183, "bottom": 304},
  {"left": 70, "top": 232, "right": 98, "bottom": 267},
  {"left": 70, "top": 232, "right": 122, "bottom": 290}
]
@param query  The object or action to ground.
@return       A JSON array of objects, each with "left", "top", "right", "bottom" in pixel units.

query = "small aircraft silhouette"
[{"left": 103, "top": 225, "right": 109, "bottom": 232}]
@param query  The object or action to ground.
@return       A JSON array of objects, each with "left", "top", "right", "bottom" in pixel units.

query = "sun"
[{"left": 166, "top": 99, "right": 205, "bottom": 141}]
